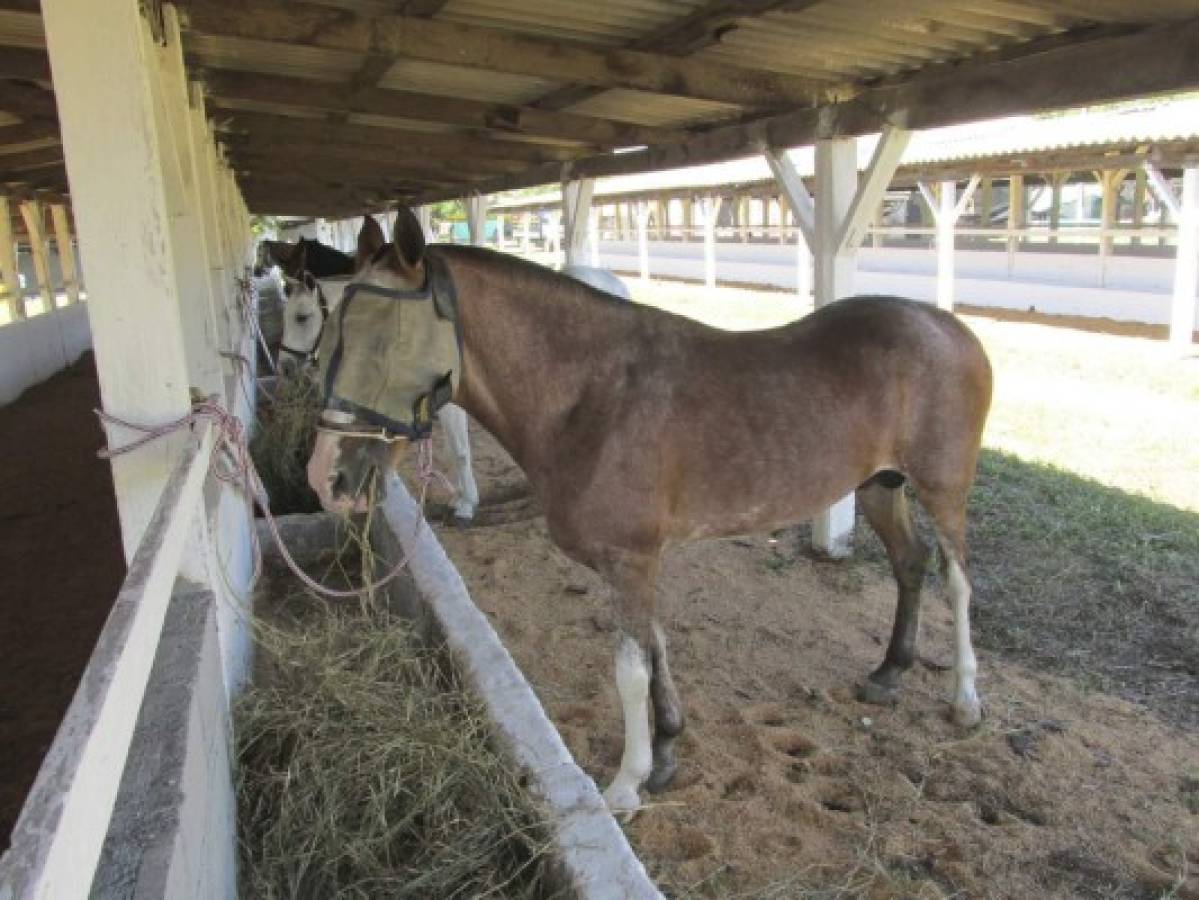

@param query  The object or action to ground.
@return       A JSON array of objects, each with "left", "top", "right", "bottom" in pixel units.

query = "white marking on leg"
[
  {"left": 946, "top": 557, "right": 981, "bottom": 726},
  {"left": 603, "top": 635, "right": 652, "bottom": 817},
  {"left": 438, "top": 404, "right": 478, "bottom": 520}
]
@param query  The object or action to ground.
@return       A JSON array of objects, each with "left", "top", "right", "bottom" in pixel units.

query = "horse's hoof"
[
  {"left": 857, "top": 679, "right": 899, "bottom": 707},
  {"left": 602, "top": 782, "right": 642, "bottom": 821},
  {"left": 645, "top": 759, "right": 678, "bottom": 795},
  {"left": 951, "top": 698, "right": 983, "bottom": 728}
]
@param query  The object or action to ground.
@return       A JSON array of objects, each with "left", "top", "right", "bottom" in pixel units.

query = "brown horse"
[{"left": 307, "top": 211, "right": 993, "bottom": 816}]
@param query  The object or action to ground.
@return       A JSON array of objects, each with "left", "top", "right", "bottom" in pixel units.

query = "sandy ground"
[{"left": 426, "top": 422, "right": 1198, "bottom": 899}]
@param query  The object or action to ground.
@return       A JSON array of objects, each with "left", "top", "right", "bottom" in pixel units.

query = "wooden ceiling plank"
[
  {"left": 199, "top": 70, "right": 685, "bottom": 148},
  {"left": 181, "top": 0, "right": 834, "bottom": 108}
]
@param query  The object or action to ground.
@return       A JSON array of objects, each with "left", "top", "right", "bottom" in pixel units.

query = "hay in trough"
[
  {"left": 236, "top": 596, "right": 561, "bottom": 899},
  {"left": 250, "top": 375, "right": 322, "bottom": 514}
]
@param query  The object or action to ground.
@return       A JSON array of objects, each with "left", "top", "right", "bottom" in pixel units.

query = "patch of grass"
[
  {"left": 250, "top": 376, "right": 322, "bottom": 515},
  {"left": 237, "top": 598, "right": 561, "bottom": 899}
]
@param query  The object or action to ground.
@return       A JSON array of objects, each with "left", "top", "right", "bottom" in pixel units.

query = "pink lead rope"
[{"left": 96, "top": 399, "right": 446, "bottom": 600}]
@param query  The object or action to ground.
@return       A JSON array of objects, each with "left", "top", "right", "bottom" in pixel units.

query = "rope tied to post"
[{"left": 95, "top": 398, "right": 445, "bottom": 600}]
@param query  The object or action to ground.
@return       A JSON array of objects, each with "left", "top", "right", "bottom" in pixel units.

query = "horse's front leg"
[
  {"left": 599, "top": 551, "right": 680, "bottom": 817},
  {"left": 437, "top": 404, "right": 479, "bottom": 522}
]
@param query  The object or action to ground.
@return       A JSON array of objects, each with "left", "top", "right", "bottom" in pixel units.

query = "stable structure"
[{"left": 2, "top": 1, "right": 1199, "bottom": 897}]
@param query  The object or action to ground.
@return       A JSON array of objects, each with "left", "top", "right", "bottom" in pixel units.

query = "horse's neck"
[{"left": 447, "top": 250, "right": 635, "bottom": 473}]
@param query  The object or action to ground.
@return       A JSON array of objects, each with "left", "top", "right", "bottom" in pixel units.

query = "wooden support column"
[
  {"left": 561, "top": 177, "right": 594, "bottom": 266},
  {"left": 979, "top": 177, "right": 994, "bottom": 232},
  {"left": 1146, "top": 162, "right": 1198, "bottom": 347},
  {"left": 919, "top": 175, "right": 981, "bottom": 311},
  {"left": 1048, "top": 173, "right": 1069, "bottom": 245},
  {"left": 589, "top": 206, "right": 600, "bottom": 267},
  {"left": 702, "top": 195, "right": 723, "bottom": 287},
  {"left": 19, "top": 200, "right": 55, "bottom": 313},
  {"left": 467, "top": 194, "right": 489, "bottom": 246},
  {"left": 1008, "top": 174, "right": 1025, "bottom": 275},
  {"left": 1098, "top": 169, "right": 1128, "bottom": 286},
  {"left": 770, "top": 129, "right": 908, "bottom": 556},
  {"left": 0, "top": 195, "right": 23, "bottom": 319},
  {"left": 637, "top": 199, "right": 651, "bottom": 282},
  {"left": 415, "top": 204, "right": 433, "bottom": 240},
  {"left": 49, "top": 204, "right": 80, "bottom": 305},
  {"left": 1132, "top": 168, "right": 1147, "bottom": 247},
  {"left": 42, "top": 0, "right": 207, "bottom": 562}
]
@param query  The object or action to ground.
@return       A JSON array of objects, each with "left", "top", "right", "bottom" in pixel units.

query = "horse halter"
[{"left": 278, "top": 272, "right": 330, "bottom": 365}]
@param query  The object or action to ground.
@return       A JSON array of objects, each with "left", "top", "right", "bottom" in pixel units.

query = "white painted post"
[
  {"left": 415, "top": 204, "right": 433, "bottom": 241},
  {"left": 547, "top": 209, "right": 562, "bottom": 265},
  {"left": 42, "top": 0, "right": 208, "bottom": 560},
  {"left": 1007, "top": 175, "right": 1024, "bottom": 276},
  {"left": 812, "top": 139, "right": 858, "bottom": 556},
  {"left": 702, "top": 195, "right": 723, "bottom": 288},
  {"left": 936, "top": 181, "right": 956, "bottom": 310},
  {"left": 0, "top": 195, "right": 23, "bottom": 319},
  {"left": 636, "top": 200, "right": 651, "bottom": 282},
  {"left": 49, "top": 203, "right": 79, "bottom": 305},
  {"left": 521, "top": 210, "right": 532, "bottom": 254},
  {"left": 589, "top": 206, "right": 600, "bottom": 267},
  {"left": 796, "top": 226, "right": 811, "bottom": 303},
  {"left": 19, "top": 200, "right": 56, "bottom": 314},
  {"left": 467, "top": 194, "right": 489, "bottom": 246},
  {"left": 919, "top": 175, "right": 980, "bottom": 311},
  {"left": 561, "top": 177, "right": 594, "bottom": 266},
  {"left": 1172, "top": 166, "right": 1198, "bottom": 348}
]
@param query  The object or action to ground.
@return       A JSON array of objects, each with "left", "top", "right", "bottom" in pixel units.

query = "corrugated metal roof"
[
  {"left": 491, "top": 96, "right": 1199, "bottom": 207},
  {"left": 376, "top": 59, "right": 556, "bottom": 105}
]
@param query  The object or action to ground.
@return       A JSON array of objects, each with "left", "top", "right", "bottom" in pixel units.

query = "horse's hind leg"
[
  {"left": 856, "top": 477, "right": 930, "bottom": 706},
  {"left": 646, "top": 622, "right": 685, "bottom": 793},
  {"left": 917, "top": 487, "right": 982, "bottom": 727},
  {"left": 437, "top": 404, "right": 479, "bottom": 523}
]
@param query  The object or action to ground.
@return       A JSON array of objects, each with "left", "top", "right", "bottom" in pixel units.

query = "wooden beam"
[
  {"left": 764, "top": 148, "right": 814, "bottom": 247},
  {"left": 182, "top": 0, "right": 831, "bottom": 108},
  {"left": 0, "top": 144, "right": 64, "bottom": 172},
  {"left": 412, "top": 17, "right": 1199, "bottom": 204},
  {"left": 530, "top": 0, "right": 825, "bottom": 112},
  {"left": 18, "top": 197, "right": 54, "bottom": 311},
  {"left": 835, "top": 124, "right": 911, "bottom": 255},
  {"left": 0, "top": 46, "right": 52, "bottom": 82},
  {"left": 220, "top": 112, "right": 581, "bottom": 163},
  {"left": 200, "top": 71, "right": 681, "bottom": 149},
  {"left": 0, "top": 194, "right": 22, "bottom": 318},
  {"left": 226, "top": 138, "right": 529, "bottom": 177},
  {"left": 0, "top": 120, "right": 61, "bottom": 147},
  {"left": 0, "top": 80, "right": 58, "bottom": 121},
  {"left": 50, "top": 201, "right": 79, "bottom": 304}
]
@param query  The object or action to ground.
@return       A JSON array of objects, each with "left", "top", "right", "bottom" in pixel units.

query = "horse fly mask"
[{"left": 316, "top": 251, "right": 462, "bottom": 440}]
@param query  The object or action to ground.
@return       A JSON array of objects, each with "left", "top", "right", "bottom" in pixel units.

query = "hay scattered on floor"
[
  {"left": 236, "top": 598, "right": 561, "bottom": 899},
  {"left": 250, "top": 375, "right": 322, "bottom": 514}
]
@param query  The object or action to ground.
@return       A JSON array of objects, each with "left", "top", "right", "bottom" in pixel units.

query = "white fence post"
[
  {"left": 49, "top": 203, "right": 79, "bottom": 306},
  {"left": 637, "top": 200, "right": 651, "bottom": 282},
  {"left": 1172, "top": 166, "right": 1198, "bottom": 348},
  {"left": 18, "top": 200, "right": 55, "bottom": 314}
]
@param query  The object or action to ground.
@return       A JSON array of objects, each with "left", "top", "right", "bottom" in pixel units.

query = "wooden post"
[
  {"left": 682, "top": 192, "right": 694, "bottom": 241},
  {"left": 1007, "top": 174, "right": 1025, "bottom": 276},
  {"left": 0, "top": 195, "right": 23, "bottom": 319},
  {"left": 796, "top": 223, "right": 811, "bottom": 302},
  {"left": 702, "top": 195, "right": 722, "bottom": 287},
  {"left": 49, "top": 203, "right": 79, "bottom": 305},
  {"left": 637, "top": 199, "right": 650, "bottom": 282},
  {"left": 920, "top": 175, "right": 981, "bottom": 311},
  {"left": 1132, "top": 168, "right": 1147, "bottom": 247},
  {"left": 42, "top": 0, "right": 212, "bottom": 561},
  {"left": 561, "top": 177, "right": 594, "bottom": 266},
  {"left": 589, "top": 206, "right": 600, "bottom": 267},
  {"left": 467, "top": 194, "right": 489, "bottom": 246},
  {"left": 19, "top": 200, "right": 56, "bottom": 314},
  {"left": 521, "top": 211, "right": 532, "bottom": 253},
  {"left": 1098, "top": 169, "right": 1127, "bottom": 286},
  {"left": 1049, "top": 173, "right": 1069, "bottom": 245},
  {"left": 979, "top": 177, "right": 994, "bottom": 231},
  {"left": 1172, "top": 166, "right": 1198, "bottom": 348}
]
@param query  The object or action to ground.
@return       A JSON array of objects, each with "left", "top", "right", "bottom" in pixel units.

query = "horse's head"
[
  {"left": 276, "top": 268, "right": 324, "bottom": 378},
  {"left": 307, "top": 208, "right": 443, "bottom": 515}
]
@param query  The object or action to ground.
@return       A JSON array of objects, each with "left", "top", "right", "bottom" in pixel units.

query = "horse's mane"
[
  {"left": 298, "top": 238, "right": 355, "bottom": 277},
  {"left": 434, "top": 244, "right": 632, "bottom": 307}
]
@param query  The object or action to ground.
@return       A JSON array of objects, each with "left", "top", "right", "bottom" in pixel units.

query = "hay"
[
  {"left": 250, "top": 375, "right": 323, "bottom": 515},
  {"left": 237, "top": 594, "right": 561, "bottom": 899}
]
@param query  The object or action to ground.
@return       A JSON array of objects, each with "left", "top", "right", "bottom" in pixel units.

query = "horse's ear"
[
  {"left": 357, "top": 215, "right": 386, "bottom": 261},
  {"left": 290, "top": 241, "right": 307, "bottom": 279},
  {"left": 392, "top": 207, "right": 427, "bottom": 269}
]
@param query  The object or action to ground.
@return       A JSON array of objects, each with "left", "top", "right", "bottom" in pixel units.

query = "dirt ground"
[
  {"left": 429, "top": 422, "right": 1198, "bottom": 899},
  {"left": 0, "top": 354, "right": 125, "bottom": 846}
]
